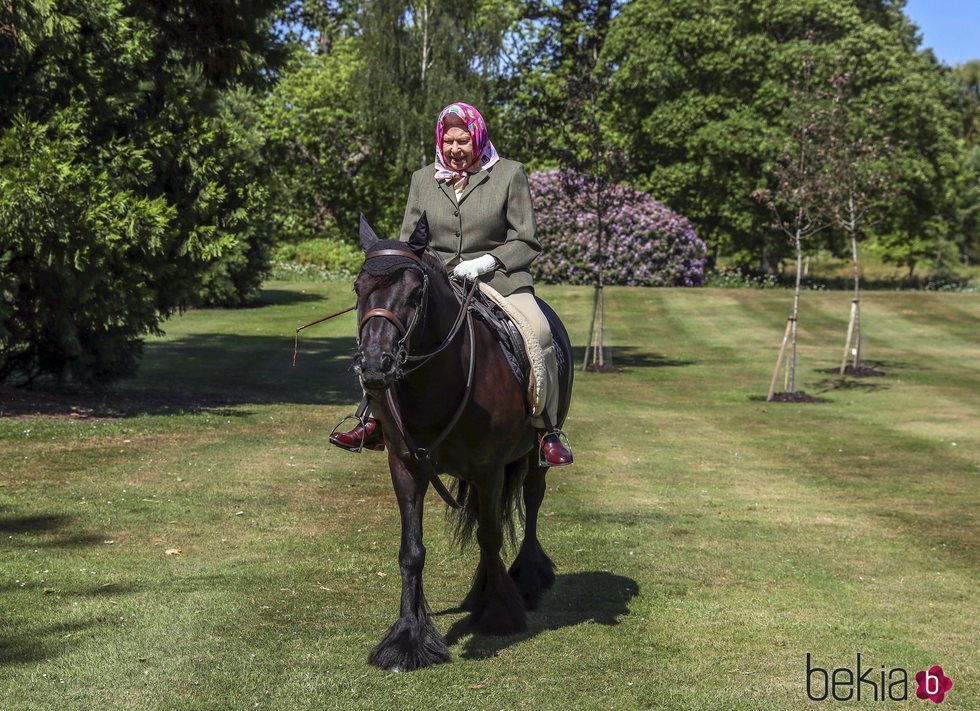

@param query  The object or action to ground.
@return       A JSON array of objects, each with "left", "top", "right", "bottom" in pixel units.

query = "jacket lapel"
[
  {"left": 457, "top": 169, "right": 491, "bottom": 206},
  {"left": 437, "top": 179, "right": 457, "bottom": 206}
]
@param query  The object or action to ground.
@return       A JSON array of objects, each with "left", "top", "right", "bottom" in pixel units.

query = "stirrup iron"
[
  {"left": 539, "top": 428, "right": 573, "bottom": 467},
  {"left": 330, "top": 412, "right": 368, "bottom": 454}
]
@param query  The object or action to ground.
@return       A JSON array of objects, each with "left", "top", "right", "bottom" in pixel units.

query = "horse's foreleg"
[
  {"left": 509, "top": 458, "right": 556, "bottom": 609},
  {"left": 465, "top": 471, "right": 527, "bottom": 636},
  {"left": 368, "top": 456, "right": 450, "bottom": 672}
]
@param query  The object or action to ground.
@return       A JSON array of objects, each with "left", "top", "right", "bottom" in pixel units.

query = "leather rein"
[{"left": 358, "top": 248, "right": 480, "bottom": 509}]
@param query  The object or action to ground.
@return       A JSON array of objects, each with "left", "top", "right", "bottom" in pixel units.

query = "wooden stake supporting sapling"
[{"left": 767, "top": 317, "right": 794, "bottom": 402}]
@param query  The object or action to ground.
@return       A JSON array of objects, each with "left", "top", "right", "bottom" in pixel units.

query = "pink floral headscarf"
[{"left": 434, "top": 102, "right": 499, "bottom": 191}]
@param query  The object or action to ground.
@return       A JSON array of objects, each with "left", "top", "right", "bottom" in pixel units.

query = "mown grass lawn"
[{"left": 1, "top": 281, "right": 977, "bottom": 710}]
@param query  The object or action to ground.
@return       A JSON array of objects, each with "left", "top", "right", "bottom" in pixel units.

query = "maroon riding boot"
[
  {"left": 329, "top": 417, "right": 385, "bottom": 452},
  {"left": 539, "top": 432, "right": 573, "bottom": 467}
]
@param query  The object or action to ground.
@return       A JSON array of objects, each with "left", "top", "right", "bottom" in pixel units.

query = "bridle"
[
  {"left": 357, "top": 247, "right": 480, "bottom": 509},
  {"left": 357, "top": 248, "right": 477, "bottom": 381}
]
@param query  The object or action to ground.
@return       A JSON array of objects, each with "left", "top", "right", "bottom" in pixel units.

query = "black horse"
[{"left": 352, "top": 214, "right": 573, "bottom": 671}]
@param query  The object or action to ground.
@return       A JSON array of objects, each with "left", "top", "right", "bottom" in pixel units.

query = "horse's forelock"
[{"left": 360, "top": 240, "right": 423, "bottom": 278}]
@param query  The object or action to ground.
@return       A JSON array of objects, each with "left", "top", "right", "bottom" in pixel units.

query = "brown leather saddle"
[{"left": 449, "top": 280, "right": 530, "bottom": 410}]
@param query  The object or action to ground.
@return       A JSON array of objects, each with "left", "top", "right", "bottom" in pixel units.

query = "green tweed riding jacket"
[{"left": 398, "top": 158, "right": 541, "bottom": 297}]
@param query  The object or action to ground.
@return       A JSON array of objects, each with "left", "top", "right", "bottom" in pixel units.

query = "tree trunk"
[
  {"left": 849, "top": 218, "right": 862, "bottom": 370},
  {"left": 788, "top": 231, "right": 803, "bottom": 393},
  {"left": 839, "top": 299, "right": 857, "bottom": 376},
  {"left": 596, "top": 281, "right": 605, "bottom": 367},
  {"left": 590, "top": 152, "right": 607, "bottom": 368},
  {"left": 582, "top": 286, "right": 598, "bottom": 372},
  {"left": 418, "top": 0, "right": 430, "bottom": 168}
]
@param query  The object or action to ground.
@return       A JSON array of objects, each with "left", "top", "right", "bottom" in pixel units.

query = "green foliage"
[
  {"left": 493, "top": 0, "right": 616, "bottom": 173},
  {"left": 273, "top": 238, "right": 363, "bottom": 277},
  {"left": 950, "top": 60, "right": 980, "bottom": 144},
  {"left": 951, "top": 62, "right": 980, "bottom": 263},
  {"left": 0, "top": 110, "right": 173, "bottom": 382},
  {"left": 603, "top": 0, "right": 967, "bottom": 273},
  {"left": 261, "top": 39, "right": 367, "bottom": 243},
  {"left": 195, "top": 87, "right": 277, "bottom": 307},
  {"left": 958, "top": 145, "right": 980, "bottom": 264},
  {"left": 0, "top": 0, "right": 283, "bottom": 383}
]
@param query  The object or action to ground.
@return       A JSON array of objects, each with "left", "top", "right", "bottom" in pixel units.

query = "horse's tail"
[{"left": 447, "top": 458, "right": 527, "bottom": 550}]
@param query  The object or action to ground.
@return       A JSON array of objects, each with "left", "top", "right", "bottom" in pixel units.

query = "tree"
[
  {"left": 603, "top": 0, "right": 965, "bottom": 274},
  {"left": 950, "top": 60, "right": 980, "bottom": 143},
  {"left": 754, "top": 58, "right": 835, "bottom": 401},
  {"left": 262, "top": 38, "right": 368, "bottom": 244},
  {"left": 951, "top": 61, "right": 980, "bottom": 264},
  {"left": 494, "top": 1, "right": 619, "bottom": 369},
  {"left": 354, "top": 0, "right": 511, "bottom": 233},
  {"left": 823, "top": 69, "right": 900, "bottom": 374},
  {"left": 0, "top": 0, "right": 284, "bottom": 384}
]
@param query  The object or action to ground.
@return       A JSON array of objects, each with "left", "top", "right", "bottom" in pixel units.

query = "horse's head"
[{"left": 353, "top": 213, "right": 435, "bottom": 391}]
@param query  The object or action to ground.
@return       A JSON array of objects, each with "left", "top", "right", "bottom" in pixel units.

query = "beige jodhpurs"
[{"left": 502, "top": 288, "right": 559, "bottom": 430}]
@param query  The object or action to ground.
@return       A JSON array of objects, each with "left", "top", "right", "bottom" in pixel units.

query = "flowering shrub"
[{"left": 529, "top": 169, "right": 707, "bottom": 286}]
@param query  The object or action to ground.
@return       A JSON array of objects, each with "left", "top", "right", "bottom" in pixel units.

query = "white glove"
[{"left": 452, "top": 254, "right": 498, "bottom": 281}]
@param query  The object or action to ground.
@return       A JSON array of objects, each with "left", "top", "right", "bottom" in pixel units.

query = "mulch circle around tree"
[{"left": 767, "top": 391, "right": 825, "bottom": 403}]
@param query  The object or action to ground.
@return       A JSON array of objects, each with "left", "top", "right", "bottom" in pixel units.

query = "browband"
[{"left": 365, "top": 248, "right": 423, "bottom": 265}]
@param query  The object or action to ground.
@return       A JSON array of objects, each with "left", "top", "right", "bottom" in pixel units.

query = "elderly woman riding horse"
[
  {"left": 335, "top": 103, "right": 575, "bottom": 671},
  {"left": 331, "top": 102, "right": 573, "bottom": 467}
]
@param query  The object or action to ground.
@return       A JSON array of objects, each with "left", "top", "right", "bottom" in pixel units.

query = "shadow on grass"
[
  {"left": 570, "top": 346, "right": 694, "bottom": 371},
  {"left": 440, "top": 571, "right": 639, "bottom": 660},
  {"left": 244, "top": 288, "right": 328, "bottom": 308},
  {"left": 0, "top": 512, "right": 109, "bottom": 548},
  {"left": 812, "top": 377, "right": 890, "bottom": 394},
  {"left": 747, "top": 393, "right": 831, "bottom": 403},
  {"left": 1, "top": 334, "right": 364, "bottom": 418},
  {"left": 0, "top": 513, "right": 72, "bottom": 534},
  {"left": 0, "top": 619, "right": 109, "bottom": 666},
  {"left": 5, "top": 341, "right": 692, "bottom": 420}
]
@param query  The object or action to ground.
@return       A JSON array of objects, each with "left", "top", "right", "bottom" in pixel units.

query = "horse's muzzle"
[{"left": 355, "top": 350, "right": 398, "bottom": 390}]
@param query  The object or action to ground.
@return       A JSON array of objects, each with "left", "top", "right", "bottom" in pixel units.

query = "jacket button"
[
  {"left": 453, "top": 210, "right": 459, "bottom": 217},
  {"left": 455, "top": 230, "right": 461, "bottom": 237}
]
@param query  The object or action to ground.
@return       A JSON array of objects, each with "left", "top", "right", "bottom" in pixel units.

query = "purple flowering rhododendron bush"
[{"left": 528, "top": 169, "right": 707, "bottom": 286}]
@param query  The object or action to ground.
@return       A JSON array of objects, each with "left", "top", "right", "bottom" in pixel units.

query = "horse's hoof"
[
  {"left": 509, "top": 543, "right": 556, "bottom": 610},
  {"left": 466, "top": 585, "right": 527, "bottom": 636},
  {"left": 368, "top": 615, "right": 451, "bottom": 671}
]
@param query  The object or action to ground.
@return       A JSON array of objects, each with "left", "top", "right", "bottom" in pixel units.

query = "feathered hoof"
[
  {"left": 509, "top": 543, "right": 556, "bottom": 610},
  {"left": 466, "top": 581, "right": 527, "bottom": 636},
  {"left": 368, "top": 615, "right": 451, "bottom": 672}
]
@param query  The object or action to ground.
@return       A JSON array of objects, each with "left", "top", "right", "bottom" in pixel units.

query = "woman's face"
[{"left": 442, "top": 123, "right": 474, "bottom": 172}]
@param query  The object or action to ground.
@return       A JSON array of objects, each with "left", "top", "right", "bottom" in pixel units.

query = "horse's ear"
[
  {"left": 359, "top": 214, "right": 381, "bottom": 252},
  {"left": 408, "top": 212, "right": 430, "bottom": 254}
]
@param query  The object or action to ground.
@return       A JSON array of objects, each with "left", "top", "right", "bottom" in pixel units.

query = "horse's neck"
[
  {"left": 417, "top": 274, "right": 461, "bottom": 353},
  {"left": 398, "top": 275, "right": 468, "bottom": 402}
]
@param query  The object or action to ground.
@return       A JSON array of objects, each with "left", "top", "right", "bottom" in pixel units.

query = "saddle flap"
[{"left": 450, "top": 281, "right": 532, "bottom": 412}]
